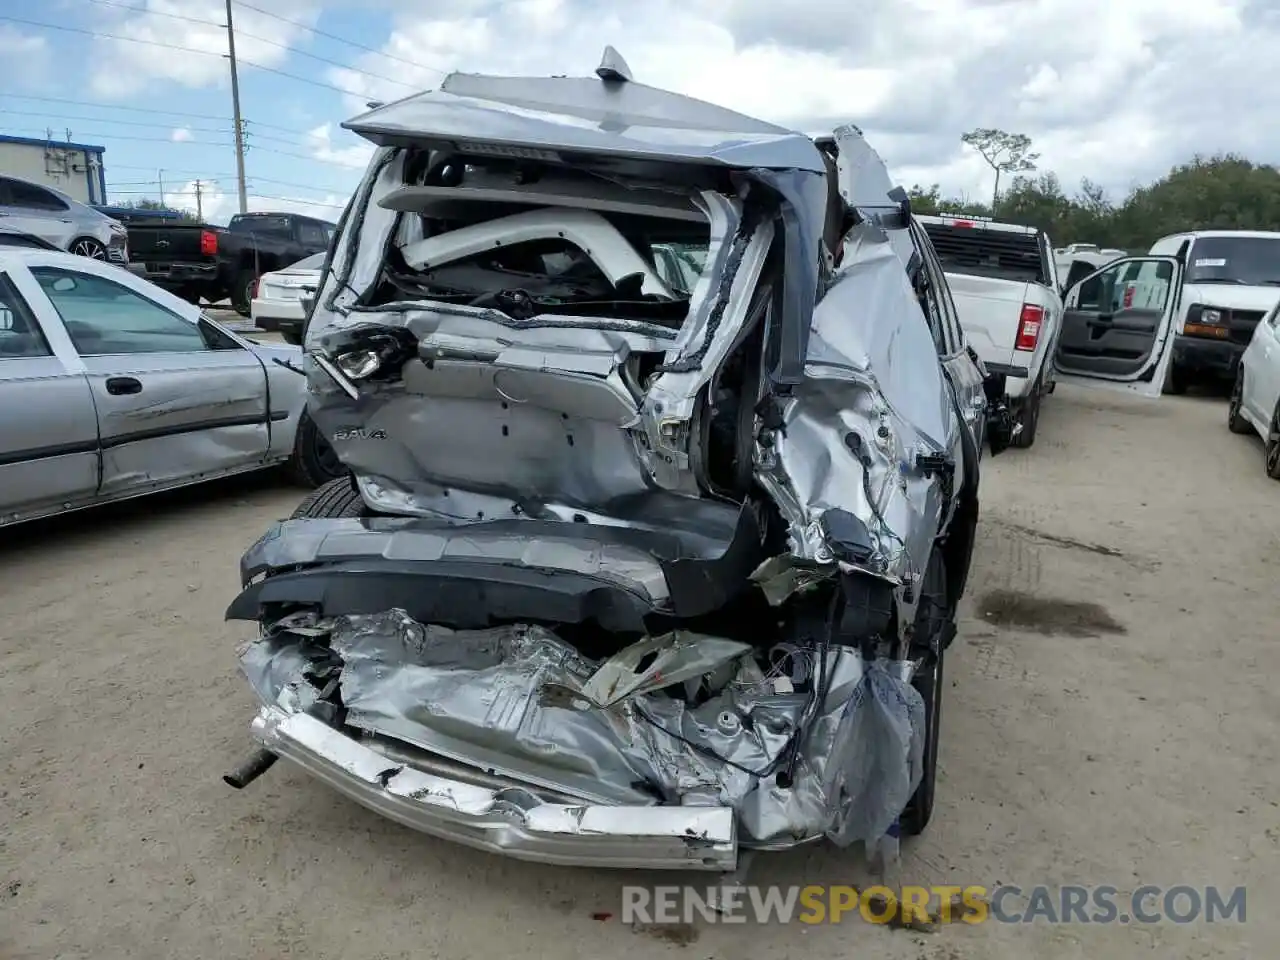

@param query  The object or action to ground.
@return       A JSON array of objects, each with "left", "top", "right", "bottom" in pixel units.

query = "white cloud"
[
  {"left": 88, "top": 0, "right": 324, "bottom": 98},
  {"left": 171, "top": 127, "right": 194, "bottom": 142},
  {"left": 319, "top": 0, "right": 1278, "bottom": 200},
  {"left": 306, "top": 123, "right": 377, "bottom": 170},
  {"left": 0, "top": 25, "right": 51, "bottom": 88},
  {"left": 163, "top": 179, "right": 347, "bottom": 225}
]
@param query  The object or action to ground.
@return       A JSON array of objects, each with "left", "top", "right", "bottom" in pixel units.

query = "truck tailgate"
[
  {"left": 944, "top": 273, "right": 1033, "bottom": 369},
  {"left": 127, "top": 224, "right": 209, "bottom": 262}
]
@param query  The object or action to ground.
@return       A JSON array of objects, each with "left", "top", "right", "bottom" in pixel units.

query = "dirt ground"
[{"left": 2, "top": 383, "right": 1277, "bottom": 960}]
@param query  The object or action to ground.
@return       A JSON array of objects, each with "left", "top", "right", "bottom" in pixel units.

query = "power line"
[
  {"left": 0, "top": 15, "right": 372, "bottom": 98},
  {"left": 232, "top": 0, "right": 446, "bottom": 74},
  {"left": 0, "top": 92, "right": 309, "bottom": 138},
  {"left": 77, "top": 0, "right": 418, "bottom": 89},
  {"left": 109, "top": 163, "right": 237, "bottom": 177},
  {"left": 1, "top": 107, "right": 233, "bottom": 137},
  {"left": 0, "top": 107, "right": 316, "bottom": 150},
  {"left": 2, "top": 124, "right": 233, "bottom": 146},
  {"left": 0, "top": 124, "right": 367, "bottom": 171},
  {"left": 249, "top": 194, "right": 347, "bottom": 209}
]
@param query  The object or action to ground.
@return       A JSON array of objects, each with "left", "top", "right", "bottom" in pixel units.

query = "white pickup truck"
[{"left": 918, "top": 214, "right": 1062, "bottom": 448}]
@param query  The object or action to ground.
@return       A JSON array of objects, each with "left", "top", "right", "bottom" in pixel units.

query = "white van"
[
  {"left": 1148, "top": 231, "right": 1280, "bottom": 393},
  {"left": 1049, "top": 231, "right": 1280, "bottom": 397}
]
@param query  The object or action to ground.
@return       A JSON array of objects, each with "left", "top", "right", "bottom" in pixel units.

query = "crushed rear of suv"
[{"left": 222, "top": 49, "right": 999, "bottom": 875}]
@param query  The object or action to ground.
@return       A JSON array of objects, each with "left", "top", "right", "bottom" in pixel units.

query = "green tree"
[
  {"left": 115, "top": 198, "right": 197, "bottom": 221},
  {"left": 961, "top": 128, "right": 1040, "bottom": 213}
]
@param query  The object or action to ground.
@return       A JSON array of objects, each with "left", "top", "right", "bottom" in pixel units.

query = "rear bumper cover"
[
  {"left": 252, "top": 298, "right": 306, "bottom": 328},
  {"left": 251, "top": 705, "right": 738, "bottom": 870},
  {"left": 1172, "top": 335, "right": 1242, "bottom": 377},
  {"left": 143, "top": 261, "right": 221, "bottom": 288}
]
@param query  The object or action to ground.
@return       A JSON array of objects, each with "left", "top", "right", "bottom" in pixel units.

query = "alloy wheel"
[{"left": 71, "top": 239, "right": 107, "bottom": 260}]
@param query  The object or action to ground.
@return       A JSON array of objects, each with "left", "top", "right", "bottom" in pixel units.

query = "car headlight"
[
  {"left": 335, "top": 349, "right": 382, "bottom": 380},
  {"left": 1200, "top": 307, "right": 1224, "bottom": 324}
]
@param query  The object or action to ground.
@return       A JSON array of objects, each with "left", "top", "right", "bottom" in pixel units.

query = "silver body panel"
[
  {"left": 0, "top": 175, "right": 128, "bottom": 263},
  {"left": 0, "top": 250, "right": 310, "bottom": 527}
]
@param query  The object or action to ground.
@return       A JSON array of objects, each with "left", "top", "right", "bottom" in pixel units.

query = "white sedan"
[
  {"left": 0, "top": 249, "right": 347, "bottom": 527},
  {"left": 1227, "top": 299, "right": 1280, "bottom": 478},
  {"left": 250, "top": 252, "right": 324, "bottom": 342}
]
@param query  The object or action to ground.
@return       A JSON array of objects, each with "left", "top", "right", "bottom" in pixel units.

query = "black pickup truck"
[{"left": 126, "top": 212, "right": 335, "bottom": 315}]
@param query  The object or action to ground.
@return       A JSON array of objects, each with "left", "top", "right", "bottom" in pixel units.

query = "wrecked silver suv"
[{"left": 224, "top": 50, "right": 1009, "bottom": 873}]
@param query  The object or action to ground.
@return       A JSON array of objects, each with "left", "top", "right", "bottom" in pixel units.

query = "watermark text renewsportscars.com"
[{"left": 621, "top": 884, "right": 1247, "bottom": 926}]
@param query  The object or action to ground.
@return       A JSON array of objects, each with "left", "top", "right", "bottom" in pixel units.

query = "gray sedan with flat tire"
[{"left": 0, "top": 249, "right": 345, "bottom": 527}]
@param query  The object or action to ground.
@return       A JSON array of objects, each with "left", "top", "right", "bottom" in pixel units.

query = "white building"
[{"left": 0, "top": 134, "right": 108, "bottom": 205}]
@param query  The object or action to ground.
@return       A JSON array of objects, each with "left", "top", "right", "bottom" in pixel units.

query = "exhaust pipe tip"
[{"left": 223, "top": 749, "right": 278, "bottom": 789}]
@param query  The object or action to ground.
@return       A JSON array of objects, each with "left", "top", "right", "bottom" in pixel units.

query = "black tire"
[
  {"left": 290, "top": 476, "right": 367, "bottom": 519},
  {"left": 1011, "top": 378, "right": 1042, "bottom": 449},
  {"left": 1165, "top": 363, "right": 1189, "bottom": 396},
  {"left": 1227, "top": 368, "right": 1253, "bottom": 434},
  {"left": 69, "top": 237, "right": 107, "bottom": 260},
  {"left": 288, "top": 410, "right": 347, "bottom": 488},
  {"left": 231, "top": 271, "right": 257, "bottom": 317},
  {"left": 1266, "top": 402, "right": 1280, "bottom": 481},
  {"left": 900, "top": 549, "right": 950, "bottom": 837}
]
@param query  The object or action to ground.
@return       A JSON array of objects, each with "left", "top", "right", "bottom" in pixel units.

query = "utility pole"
[
  {"left": 158, "top": 169, "right": 165, "bottom": 205},
  {"left": 194, "top": 180, "right": 204, "bottom": 220},
  {"left": 224, "top": 0, "right": 249, "bottom": 215}
]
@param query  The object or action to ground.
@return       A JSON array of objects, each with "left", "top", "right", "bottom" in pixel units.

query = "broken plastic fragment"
[{"left": 749, "top": 555, "right": 837, "bottom": 606}]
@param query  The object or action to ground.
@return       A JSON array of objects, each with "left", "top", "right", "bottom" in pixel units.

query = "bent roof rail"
[{"left": 338, "top": 48, "right": 843, "bottom": 386}]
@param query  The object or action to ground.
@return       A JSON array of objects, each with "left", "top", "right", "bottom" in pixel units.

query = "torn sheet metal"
[
  {"left": 749, "top": 555, "right": 838, "bottom": 606},
  {"left": 241, "top": 609, "right": 924, "bottom": 852},
  {"left": 754, "top": 224, "right": 958, "bottom": 580},
  {"left": 579, "top": 631, "right": 751, "bottom": 707}
]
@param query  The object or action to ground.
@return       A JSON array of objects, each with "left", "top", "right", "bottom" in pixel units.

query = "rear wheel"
[
  {"left": 288, "top": 410, "right": 347, "bottom": 488},
  {"left": 231, "top": 271, "right": 257, "bottom": 317},
  {"left": 1010, "top": 377, "right": 1042, "bottom": 449},
  {"left": 1228, "top": 367, "right": 1252, "bottom": 435},
  {"left": 900, "top": 548, "right": 951, "bottom": 837},
  {"left": 290, "top": 476, "right": 367, "bottom": 519},
  {"left": 1266, "top": 402, "right": 1280, "bottom": 481},
  {"left": 1165, "top": 363, "right": 1189, "bottom": 396}
]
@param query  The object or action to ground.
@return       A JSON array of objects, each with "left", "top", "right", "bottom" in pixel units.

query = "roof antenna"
[{"left": 596, "top": 46, "right": 632, "bottom": 83}]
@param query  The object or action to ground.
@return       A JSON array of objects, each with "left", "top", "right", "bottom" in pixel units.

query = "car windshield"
[
  {"left": 231, "top": 215, "right": 291, "bottom": 237},
  {"left": 1186, "top": 236, "right": 1280, "bottom": 285},
  {"left": 289, "top": 252, "right": 326, "bottom": 271}
]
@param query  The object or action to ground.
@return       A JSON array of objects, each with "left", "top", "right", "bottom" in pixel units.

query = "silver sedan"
[{"left": 0, "top": 249, "right": 345, "bottom": 527}]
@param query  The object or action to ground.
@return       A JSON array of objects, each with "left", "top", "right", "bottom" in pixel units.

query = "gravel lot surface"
[{"left": 2, "top": 384, "right": 1277, "bottom": 959}]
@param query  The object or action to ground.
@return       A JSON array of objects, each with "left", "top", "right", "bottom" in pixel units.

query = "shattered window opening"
[{"left": 363, "top": 153, "right": 714, "bottom": 329}]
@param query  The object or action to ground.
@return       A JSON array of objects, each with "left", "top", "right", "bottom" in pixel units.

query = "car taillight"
[
  {"left": 200, "top": 230, "right": 218, "bottom": 256},
  {"left": 1015, "top": 303, "right": 1044, "bottom": 351}
]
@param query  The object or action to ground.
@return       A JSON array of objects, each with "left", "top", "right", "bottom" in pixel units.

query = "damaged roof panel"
[{"left": 343, "top": 70, "right": 827, "bottom": 174}]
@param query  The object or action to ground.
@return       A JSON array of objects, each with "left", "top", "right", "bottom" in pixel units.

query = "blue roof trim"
[{"left": 0, "top": 133, "right": 106, "bottom": 153}]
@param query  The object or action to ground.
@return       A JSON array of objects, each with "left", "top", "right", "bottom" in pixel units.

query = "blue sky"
[
  {"left": 2, "top": 0, "right": 1277, "bottom": 225},
  {"left": 0, "top": 1, "right": 416, "bottom": 223}
]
